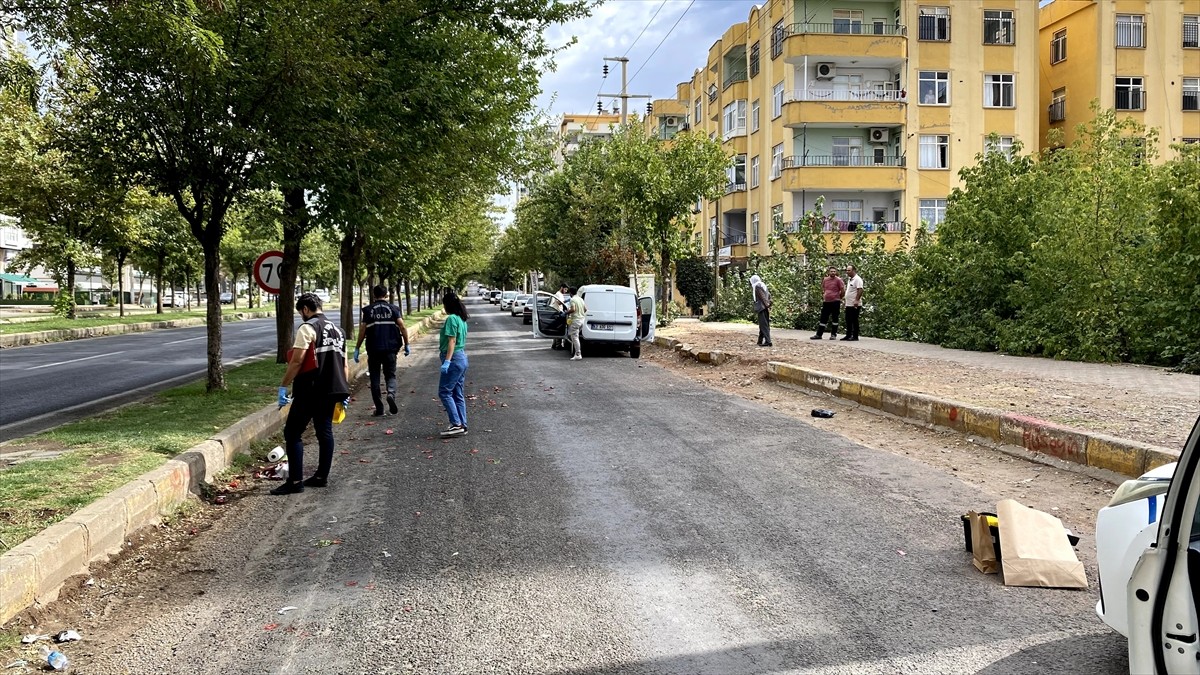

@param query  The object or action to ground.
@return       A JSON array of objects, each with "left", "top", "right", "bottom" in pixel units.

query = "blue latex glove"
[
  {"left": 352, "top": 347, "right": 360, "bottom": 363},
  {"left": 439, "top": 360, "right": 451, "bottom": 374},
  {"left": 403, "top": 344, "right": 410, "bottom": 357},
  {"left": 277, "top": 386, "right": 290, "bottom": 408}
]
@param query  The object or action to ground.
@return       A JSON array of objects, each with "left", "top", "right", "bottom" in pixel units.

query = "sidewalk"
[{"left": 659, "top": 320, "right": 1199, "bottom": 450}]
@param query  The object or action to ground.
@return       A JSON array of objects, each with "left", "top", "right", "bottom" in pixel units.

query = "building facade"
[
  {"left": 646, "top": 0, "right": 1043, "bottom": 263},
  {"left": 1039, "top": 0, "right": 1200, "bottom": 156}
]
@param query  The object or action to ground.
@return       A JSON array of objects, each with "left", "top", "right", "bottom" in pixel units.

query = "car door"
[
  {"left": 637, "top": 296, "right": 656, "bottom": 341},
  {"left": 531, "top": 291, "right": 566, "bottom": 339},
  {"left": 1127, "top": 416, "right": 1200, "bottom": 674}
]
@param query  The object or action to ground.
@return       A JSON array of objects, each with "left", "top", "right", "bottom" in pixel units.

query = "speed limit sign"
[{"left": 253, "top": 250, "right": 285, "bottom": 294}]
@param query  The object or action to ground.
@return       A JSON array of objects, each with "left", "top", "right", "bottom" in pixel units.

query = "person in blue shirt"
[
  {"left": 352, "top": 285, "right": 411, "bottom": 416},
  {"left": 437, "top": 292, "right": 470, "bottom": 437}
]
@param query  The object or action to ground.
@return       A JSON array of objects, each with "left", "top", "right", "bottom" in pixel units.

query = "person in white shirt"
[{"left": 841, "top": 265, "right": 864, "bottom": 341}]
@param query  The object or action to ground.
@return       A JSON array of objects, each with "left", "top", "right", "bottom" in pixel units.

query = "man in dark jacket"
[
  {"left": 275, "top": 293, "right": 350, "bottom": 494},
  {"left": 353, "top": 285, "right": 410, "bottom": 416}
]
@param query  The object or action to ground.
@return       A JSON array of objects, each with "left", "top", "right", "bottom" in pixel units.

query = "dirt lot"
[{"left": 658, "top": 323, "right": 1198, "bottom": 450}]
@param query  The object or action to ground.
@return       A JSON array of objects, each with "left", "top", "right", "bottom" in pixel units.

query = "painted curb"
[
  {"left": 0, "top": 311, "right": 275, "bottom": 348},
  {"left": 761, "top": 360, "right": 1180, "bottom": 479},
  {"left": 0, "top": 310, "right": 444, "bottom": 625}
]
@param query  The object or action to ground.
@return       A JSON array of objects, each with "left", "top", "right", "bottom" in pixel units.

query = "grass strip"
[
  {"left": 0, "top": 308, "right": 274, "bottom": 335},
  {"left": 0, "top": 309, "right": 439, "bottom": 551}
]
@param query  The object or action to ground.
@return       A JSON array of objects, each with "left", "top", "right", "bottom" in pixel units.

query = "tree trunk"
[
  {"left": 276, "top": 187, "right": 307, "bottom": 363},
  {"left": 64, "top": 258, "right": 77, "bottom": 319},
  {"left": 116, "top": 251, "right": 126, "bottom": 318},
  {"left": 404, "top": 277, "right": 412, "bottom": 315},
  {"left": 230, "top": 271, "right": 239, "bottom": 309},
  {"left": 660, "top": 242, "right": 671, "bottom": 324},
  {"left": 202, "top": 235, "right": 226, "bottom": 392},
  {"left": 155, "top": 252, "right": 164, "bottom": 314},
  {"left": 338, "top": 229, "right": 366, "bottom": 339}
]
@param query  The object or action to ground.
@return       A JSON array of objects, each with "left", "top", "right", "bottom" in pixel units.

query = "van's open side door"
[
  {"left": 531, "top": 291, "right": 566, "bottom": 339},
  {"left": 637, "top": 296, "right": 655, "bottom": 342},
  {"left": 1128, "top": 417, "right": 1200, "bottom": 674}
]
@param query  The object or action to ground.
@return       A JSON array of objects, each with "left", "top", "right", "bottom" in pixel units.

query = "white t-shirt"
[{"left": 844, "top": 275, "right": 863, "bottom": 306}]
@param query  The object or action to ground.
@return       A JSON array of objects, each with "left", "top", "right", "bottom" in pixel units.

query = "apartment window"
[
  {"left": 1184, "top": 78, "right": 1200, "bottom": 111},
  {"left": 918, "top": 71, "right": 949, "bottom": 105},
  {"left": 985, "top": 135, "right": 1015, "bottom": 158},
  {"left": 771, "top": 204, "right": 783, "bottom": 232},
  {"left": 919, "top": 199, "right": 947, "bottom": 231},
  {"left": 1185, "top": 16, "right": 1199, "bottom": 48},
  {"left": 1115, "top": 77, "right": 1145, "bottom": 111},
  {"left": 918, "top": 6, "right": 951, "bottom": 41},
  {"left": 751, "top": 212, "right": 760, "bottom": 245},
  {"left": 749, "top": 42, "right": 761, "bottom": 77},
  {"left": 832, "top": 136, "right": 863, "bottom": 165},
  {"left": 751, "top": 100, "right": 760, "bottom": 132},
  {"left": 1050, "top": 29, "right": 1067, "bottom": 63},
  {"left": 1183, "top": 138, "right": 1200, "bottom": 144},
  {"left": 770, "top": 143, "right": 783, "bottom": 179},
  {"left": 983, "top": 10, "right": 1014, "bottom": 45},
  {"left": 694, "top": 98, "right": 701, "bottom": 125},
  {"left": 919, "top": 134, "right": 950, "bottom": 169},
  {"left": 1049, "top": 87, "right": 1066, "bottom": 123},
  {"left": 751, "top": 156, "right": 760, "bottom": 188},
  {"left": 833, "top": 9, "right": 864, "bottom": 34},
  {"left": 727, "top": 155, "right": 747, "bottom": 189},
  {"left": 831, "top": 199, "right": 864, "bottom": 223},
  {"left": 1116, "top": 15, "right": 1145, "bottom": 48},
  {"left": 723, "top": 100, "right": 747, "bottom": 137},
  {"left": 984, "top": 74, "right": 1015, "bottom": 108},
  {"left": 771, "top": 20, "right": 785, "bottom": 59},
  {"left": 772, "top": 82, "right": 784, "bottom": 118}
]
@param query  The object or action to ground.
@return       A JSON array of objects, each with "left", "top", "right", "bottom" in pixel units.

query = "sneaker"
[
  {"left": 829, "top": 335, "right": 838, "bottom": 340},
  {"left": 810, "top": 334, "right": 823, "bottom": 340},
  {"left": 270, "top": 482, "right": 304, "bottom": 496},
  {"left": 570, "top": 355, "right": 582, "bottom": 361},
  {"left": 303, "top": 475, "right": 328, "bottom": 488},
  {"left": 439, "top": 425, "right": 466, "bottom": 438},
  {"left": 839, "top": 336, "right": 853, "bottom": 341},
  {"left": 848, "top": 336, "right": 859, "bottom": 341},
  {"left": 387, "top": 394, "right": 398, "bottom": 415},
  {"left": 372, "top": 409, "right": 386, "bottom": 417}
]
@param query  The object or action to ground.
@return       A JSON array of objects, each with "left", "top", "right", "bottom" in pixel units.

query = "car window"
[{"left": 1192, "top": 496, "right": 1200, "bottom": 541}]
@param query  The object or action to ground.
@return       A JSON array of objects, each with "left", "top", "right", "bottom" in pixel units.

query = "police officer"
[{"left": 353, "top": 285, "right": 411, "bottom": 416}]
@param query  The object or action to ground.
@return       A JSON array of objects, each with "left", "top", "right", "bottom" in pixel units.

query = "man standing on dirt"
[
  {"left": 812, "top": 266, "right": 845, "bottom": 340},
  {"left": 566, "top": 287, "right": 587, "bottom": 360},
  {"left": 353, "top": 285, "right": 410, "bottom": 417},
  {"left": 275, "top": 292, "right": 350, "bottom": 494},
  {"left": 841, "top": 265, "right": 864, "bottom": 342}
]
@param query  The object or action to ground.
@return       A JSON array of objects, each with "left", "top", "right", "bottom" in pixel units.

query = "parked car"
[
  {"left": 219, "top": 292, "right": 234, "bottom": 304},
  {"left": 510, "top": 294, "right": 532, "bottom": 317},
  {"left": 522, "top": 296, "right": 544, "bottom": 325},
  {"left": 478, "top": 287, "right": 489, "bottom": 296},
  {"left": 163, "top": 291, "right": 190, "bottom": 308},
  {"left": 531, "top": 284, "right": 655, "bottom": 358},
  {"left": 499, "top": 290, "right": 518, "bottom": 310},
  {"left": 1096, "top": 415, "right": 1199, "bottom": 673},
  {"left": 488, "top": 290, "right": 502, "bottom": 304},
  {"left": 312, "top": 288, "right": 331, "bottom": 304}
]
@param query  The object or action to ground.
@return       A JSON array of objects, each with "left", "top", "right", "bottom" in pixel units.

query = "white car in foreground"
[{"left": 1095, "top": 415, "right": 1199, "bottom": 673}]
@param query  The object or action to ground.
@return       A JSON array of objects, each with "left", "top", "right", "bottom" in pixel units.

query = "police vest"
[
  {"left": 294, "top": 314, "right": 350, "bottom": 400},
  {"left": 361, "top": 301, "right": 403, "bottom": 352}
]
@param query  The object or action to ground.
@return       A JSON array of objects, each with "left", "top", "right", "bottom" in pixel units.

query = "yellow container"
[{"left": 333, "top": 401, "right": 346, "bottom": 424}]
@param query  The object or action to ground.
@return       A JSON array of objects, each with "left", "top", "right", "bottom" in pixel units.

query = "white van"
[{"left": 531, "top": 284, "right": 655, "bottom": 358}]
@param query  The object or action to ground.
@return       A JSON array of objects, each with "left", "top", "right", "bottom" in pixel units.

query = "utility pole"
[{"left": 599, "top": 57, "right": 653, "bottom": 293}]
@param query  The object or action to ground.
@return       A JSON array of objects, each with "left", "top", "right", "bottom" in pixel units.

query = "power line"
[
  {"left": 627, "top": 0, "right": 696, "bottom": 87},
  {"left": 623, "top": 0, "right": 669, "bottom": 58}
]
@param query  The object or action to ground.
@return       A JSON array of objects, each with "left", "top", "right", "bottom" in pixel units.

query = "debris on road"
[
  {"left": 54, "top": 630, "right": 82, "bottom": 643},
  {"left": 38, "top": 646, "right": 68, "bottom": 671},
  {"left": 20, "top": 635, "right": 48, "bottom": 644},
  {"left": 811, "top": 409, "right": 835, "bottom": 418},
  {"left": 278, "top": 606, "right": 298, "bottom": 615}
]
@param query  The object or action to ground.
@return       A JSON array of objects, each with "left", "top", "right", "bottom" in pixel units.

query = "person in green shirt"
[{"left": 437, "top": 292, "right": 470, "bottom": 437}]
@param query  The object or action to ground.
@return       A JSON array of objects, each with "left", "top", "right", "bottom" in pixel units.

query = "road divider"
[
  {"left": 0, "top": 310, "right": 445, "bottom": 625},
  {"left": 0, "top": 310, "right": 276, "bottom": 348}
]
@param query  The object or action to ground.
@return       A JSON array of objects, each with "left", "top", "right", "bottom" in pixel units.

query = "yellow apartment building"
[
  {"left": 1039, "top": 0, "right": 1200, "bottom": 156},
  {"left": 640, "top": 0, "right": 1041, "bottom": 265},
  {"left": 554, "top": 113, "right": 621, "bottom": 167}
]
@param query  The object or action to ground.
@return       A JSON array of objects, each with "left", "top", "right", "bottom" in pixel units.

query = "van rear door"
[
  {"left": 581, "top": 288, "right": 637, "bottom": 341},
  {"left": 637, "top": 296, "right": 656, "bottom": 341}
]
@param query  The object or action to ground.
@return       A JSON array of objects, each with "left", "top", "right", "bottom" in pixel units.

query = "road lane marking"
[
  {"left": 164, "top": 336, "right": 207, "bottom": 345},
  {"left": 25, "top": 351, "right": 126, "bottom": 370}
]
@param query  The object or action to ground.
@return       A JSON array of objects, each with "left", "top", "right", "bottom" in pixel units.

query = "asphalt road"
[
  {"left": 73, "top": 297, "right": 1127, "bottom": 674},
  {"left": 0, "top": 314, "right": 340, "bottom": 442}
]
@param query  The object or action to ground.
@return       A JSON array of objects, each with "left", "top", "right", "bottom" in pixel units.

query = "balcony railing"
[
  {"left": 783, "top": 154, "right": 905, "bottom": 168},
  {"left": 785, "top": 88, "right": 905, "bottom": 103},
  {"left": 781, "top": 219, "right": 908, "bottom": 234},
  {"left": 1048, "top": 99, "right": 1066, "bottom": 123},
  {"left": 722, "top": 233, "right": 748, "bottom": 245},
  {"left": 722, "top": 70, "right": 748, "bottom": 90},
  {"left": 785, "top": 22, "right": 906, "bottom": 36},
  {"left": 724, "top": 182, "right": 747, "bottom": 194}
]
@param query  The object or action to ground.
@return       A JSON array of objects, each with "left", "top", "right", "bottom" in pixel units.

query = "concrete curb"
[
  {"left": 0, "top": 309, "right": 445, "bottom": 625},
  {"left": 761, "top": 361, "right": 1180, "bottom": 479},
  {"left": 0, "top": 311, "right": 275, "bottom": 348}
]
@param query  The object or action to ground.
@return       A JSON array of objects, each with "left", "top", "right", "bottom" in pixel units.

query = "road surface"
[{"left": 67, "top": 298, "right": 1127, "bottom": 673}]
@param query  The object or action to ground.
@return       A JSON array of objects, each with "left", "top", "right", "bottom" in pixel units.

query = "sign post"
[{"left": 253, "top": 250, "right": 285, "bottom": 295}]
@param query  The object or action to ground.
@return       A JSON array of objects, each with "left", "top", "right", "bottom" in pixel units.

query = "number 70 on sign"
[{"left": 253, "top": 250, "right": 285, "bottom": 294}]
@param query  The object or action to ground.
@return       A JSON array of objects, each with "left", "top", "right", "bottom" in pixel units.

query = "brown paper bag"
[
  {"left": 968, "top": 511, "right": 999, "bottom": 574},
  {"left": 996, "top": 499, "right": 1088, "bottom": 589}
]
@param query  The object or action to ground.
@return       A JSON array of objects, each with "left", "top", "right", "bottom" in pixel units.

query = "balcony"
[
  {"left": 722, "top": 70, "right": 747, "bottom": 91},
  {"left": 722, "top": 125, "right": 747, "bottom": 141},
  {"left": 722, "top": 184, "right": 748, "bottom": 211},
  {"left": 724, "top": 182, "right": 747, "bottom": 195},
  {"left": 782, "top": 89, "right": 905, "bottom": 126},
  {"left": 1048, "top": 99, "right": 1066, "bottom": 123},
  {"left": 780, "top": 219, "right": 908, "bottom": 234},
  {"left": 783, "top": 22, "right": 906, "bottom": 61},
  {"left": 781, "top": 155, "right": 905, "bottom": 191}
]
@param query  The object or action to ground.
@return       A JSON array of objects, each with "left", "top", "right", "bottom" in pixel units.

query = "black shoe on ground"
[
  {"left": 763, "top": 342, "right": 773, "bottom": 347},
  {"left": 839, "top": 336, "right": 852, "bottom": 341},
  {"left": 849, "top": 336, "right": 859, "bottom": 341},
  {"left": 387, "top": 394, "right": 398, "bottom": 415},
  {"left": 303, "top": 475, "right": 328, "bottom": 488},
  {"left": 372, "top": 409, "right": 386, "bottom": 417},
  {"left": 810, "top": 334, "right": 823, "bottom": 340},
  {"left": 270, "top": 482, "right": 304, "bottom": 495},
  {"left": 829, "top": 335, "right": 838, "bottom": 340}
]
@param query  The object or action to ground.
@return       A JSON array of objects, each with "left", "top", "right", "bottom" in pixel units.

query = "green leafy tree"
[{"left": 674, "top": 255, "right": 715, "bottom": 314}]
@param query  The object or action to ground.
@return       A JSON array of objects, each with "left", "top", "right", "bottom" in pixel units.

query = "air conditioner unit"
[
  {"left": 664, "top": 116, "right": 679, "bottom": 127},
  {"left": 815, "top": 62, "right": 837, "bottom": 80},
  {"left": 868, "top": 127, "right": 889, "bottom": 143}
]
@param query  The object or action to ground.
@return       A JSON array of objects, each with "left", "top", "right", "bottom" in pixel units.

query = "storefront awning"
[{"left": 0, "top": 273, "right": 42, "bottom": 285}]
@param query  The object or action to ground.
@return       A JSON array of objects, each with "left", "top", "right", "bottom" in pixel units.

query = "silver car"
[{"left": 510, "top": 294, "right": 532, "bottom": 317}]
